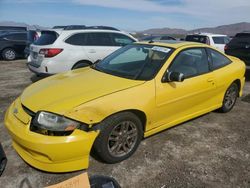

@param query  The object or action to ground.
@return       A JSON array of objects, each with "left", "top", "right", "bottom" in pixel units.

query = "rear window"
[
  {"left": 34, "top": 31, "right": 58, "bottom": 45},
  {"left": 228, "top": 34, "right": 250, "bottom": 47},
  {"left": 212, "top": 37, "right": 230, "bottom": 44},
  {"left": 185, "top": 35, "right": 208, "bottom": 44},
  {"left": 235, "top": 33, "right": 250, "bottom": 38}
]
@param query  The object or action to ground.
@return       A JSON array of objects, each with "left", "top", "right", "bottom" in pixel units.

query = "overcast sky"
[{"left": 0, "top": 0, "right": 249, "bottom": 30}]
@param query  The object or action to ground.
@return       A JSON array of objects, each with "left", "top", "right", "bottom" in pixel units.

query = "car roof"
[
  {"left": 137, "top": 40, "right": 207, "bottom": 49},
  {"left": 187, "top": 33, "right": 227, "bottom": 37},
  {"left": 61, "top": 29, "right": 125, "bottom": 34}
]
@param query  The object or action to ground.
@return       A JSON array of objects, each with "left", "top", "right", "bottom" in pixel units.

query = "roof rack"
[
  {"left": 63, "top": 25, "right": 86, "bottom": 30},
  {"left": 85, "top": 26, "right": 120, "bottom": 31},
  {"left": 52, "top": 26, "right": 67, "bottom": 29},
  {"left": 61, "top": 25, "right": 119, "bottom": 31}
]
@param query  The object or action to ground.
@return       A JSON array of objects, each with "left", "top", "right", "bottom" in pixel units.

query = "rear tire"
[
  {"left": 0, "top": 158, "right": 7, "bottom": 176},
  {"left": 220, "top": 82, "right": 239, "bottom": 113},
  {"left": 2, "top": 48, "right": 16, "bottom": 61},
  {"left": 93, "top": 112, "right": 143, "bottom": 163},
  {"left": 72, "top": 62, "right": 90, "bottom": 69}
]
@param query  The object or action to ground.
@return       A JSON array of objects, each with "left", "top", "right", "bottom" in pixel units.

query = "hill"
[{"left": 142, "top": 22, "right": 250, "bottom": 36}]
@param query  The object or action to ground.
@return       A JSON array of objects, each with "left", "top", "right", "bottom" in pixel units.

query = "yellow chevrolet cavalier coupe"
[{"left": 5, "top": 41, "right": 245, "bottom": 172}]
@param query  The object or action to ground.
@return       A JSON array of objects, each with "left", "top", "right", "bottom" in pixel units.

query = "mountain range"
[
  {"left": 0, "top": 21, "right": 250, "bottom": 36},
  {"left": 142, "top": 22, "right": 250, "bottom": 36}
]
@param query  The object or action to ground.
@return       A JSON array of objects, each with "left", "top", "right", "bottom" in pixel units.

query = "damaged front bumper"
[{"left": 4, "top": 98, "right": 99, "bottom": 172}]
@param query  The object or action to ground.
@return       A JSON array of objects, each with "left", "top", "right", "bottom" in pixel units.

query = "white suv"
[
  {"left": 185, "top": 33, "right": 230, "bottom": 52},
  {"left": 27, "top": 26, "right": 137, "bottom": 75}
]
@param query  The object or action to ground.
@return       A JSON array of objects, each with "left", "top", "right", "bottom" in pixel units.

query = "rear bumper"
[
  {"left": 4, "top": 99, "right": 99, "bottom": 172},
  {"left": 27, "top": 63, "right": 52, "bottom": 76}
]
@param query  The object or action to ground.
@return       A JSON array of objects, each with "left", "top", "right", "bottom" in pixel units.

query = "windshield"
[{"left": 92, "top": 44, "right": 173, "bottom": 80}]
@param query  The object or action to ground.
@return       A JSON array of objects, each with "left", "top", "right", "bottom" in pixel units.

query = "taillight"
[
  {"left": 39, "top": 48, "right": 63, "bottom": 58},
  {"left": 224, "top": 44, "right": 228, "bottom": 51}
]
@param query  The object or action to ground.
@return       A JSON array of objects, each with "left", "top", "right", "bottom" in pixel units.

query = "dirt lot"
[{"left": 0, "top": 60, "right": 250, "bottom": 188}]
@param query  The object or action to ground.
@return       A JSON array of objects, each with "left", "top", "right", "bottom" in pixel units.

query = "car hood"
[{"left": 21, "top": 67, "right": 145, "bottom": 114}]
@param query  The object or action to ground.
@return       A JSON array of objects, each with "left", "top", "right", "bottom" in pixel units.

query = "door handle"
[
  {"left": 88, "top": 49, "right": 96, "bottom": 53},
  {"left": 207, "top": 78, "right": 214, "bottom": 82}
]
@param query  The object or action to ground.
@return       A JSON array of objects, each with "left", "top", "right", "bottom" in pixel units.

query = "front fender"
[{"left": 65, "top": 81, "right": 155, "bottom": 128}]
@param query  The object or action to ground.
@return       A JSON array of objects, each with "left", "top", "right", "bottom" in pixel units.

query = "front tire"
[
  {"left": 220, "top": 82, "right": 239, "bottom": 113},
  {"left": 93, "top": 112, "right": 143, "bottom": 163},
  {"left": 2, "top": 48, "right": 16, "bottom": 61}
]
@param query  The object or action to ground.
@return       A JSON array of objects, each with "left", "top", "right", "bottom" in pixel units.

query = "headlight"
[{"left": 34, "top": 111, "right": 81, "bottom": 132}]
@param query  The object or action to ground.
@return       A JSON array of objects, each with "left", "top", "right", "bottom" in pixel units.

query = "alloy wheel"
[{"left": 108, "top": 121, "right": 138, "bottom": 157}]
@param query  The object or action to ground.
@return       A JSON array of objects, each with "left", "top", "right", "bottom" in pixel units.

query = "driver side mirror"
[{"left": 162, "top": 71, "right": 185, "bottom": 83}]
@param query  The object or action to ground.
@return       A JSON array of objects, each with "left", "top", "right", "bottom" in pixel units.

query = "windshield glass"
[{"left": 92, "top": 44, "right": 173, "bottom": 80}]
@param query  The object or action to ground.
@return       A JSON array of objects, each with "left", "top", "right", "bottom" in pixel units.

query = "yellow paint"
[{"left": 4, "top": 42, "right": 246, "bottom": 172}]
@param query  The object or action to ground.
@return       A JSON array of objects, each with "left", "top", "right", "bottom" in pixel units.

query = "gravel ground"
[{"left": 0, "top": 60, "right": 249, "bottom": 188}]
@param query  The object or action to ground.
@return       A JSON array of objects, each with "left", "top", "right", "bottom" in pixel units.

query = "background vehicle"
[
  {"left": 0, "top": 143, "right": 7, "bottom": 176},
  {"left": 225, "top": 32, "right": 250, "bottom": 68},
  {"left": 0, "top": 31, "right": 27, "bottom": 60},
  {"left": 0, "top": 26, "right": 27, "bottom": 35},
  {"left": 27, "top": 25, "right": 137, "bottom": 75},
  {"left": 185, "top": 33, "right": 230, "bottom": 52},
  {"left": 24, "top": 30, "right": 41, "bottom": 57},
  {"left": 140, "top": 35, "right": 176, "bottom": 41}
]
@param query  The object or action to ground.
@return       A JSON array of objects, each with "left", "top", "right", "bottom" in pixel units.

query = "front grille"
[{"left": 21, "top": 104, "right": 35, "bottom": 117}]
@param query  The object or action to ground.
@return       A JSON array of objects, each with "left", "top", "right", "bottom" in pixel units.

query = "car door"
[
  {"left": 206, "top": 48, "right": 234, "bottom": 103},
  {"left": 6, "top": 33, "right": 27, "bottom": 54},
  {"left": 151, "top": 48, "right": 217, "bottom": 130},
  {"left": 83, "top": 32, "right": 115, "bottom": 62},
  {"left": 13, "top": 33, "right": 27, "bottom": 53}
]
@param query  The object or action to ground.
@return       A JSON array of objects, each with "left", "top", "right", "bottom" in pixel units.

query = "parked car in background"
[
  {"left": 27, "top": 25, "right": 137, "bottom": 75},
  {"left": 225, "top": 32, "right": 250, "bottom": 68},
  {"left": 5, "top": 41, "right": 245, "bottom": 172},
  {"left": 185, "top": 33, "right": 230, "bottom": 52},
  {"left": 0, "top": 26, "right": 27, "bottom": 35},
  {"left": 140, "top": 35, "right": 176, "bottom": 41},
  {"left": 0, "top": 31, "right": 27, "bottom": 60},
  {"left": 24, "top": 30, "right": 41, "bottom": 57},
  {"left": 0, "top": 143, "right": 7, "bottom": 176}
]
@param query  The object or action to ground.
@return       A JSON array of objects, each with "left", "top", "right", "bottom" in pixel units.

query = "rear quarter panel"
[{"left": 213, "top": 55, "right": 245, "bottom": 103}]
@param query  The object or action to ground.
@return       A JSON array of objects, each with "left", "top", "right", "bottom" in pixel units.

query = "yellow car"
[{"left": 4, "top": 41, "right": 245, "bottom": 172}]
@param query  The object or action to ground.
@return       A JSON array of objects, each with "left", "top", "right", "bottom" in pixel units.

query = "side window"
[
  {"left": 111, "top": 33, "right": 135, "bottom": 46},
  {"left": 208, "top": 48, "right": 231, "bottom": 70},
  {"left": 15, "top": 33, "right": 27, "bottom": 41},
  {"left": 161, "top": 36, "right": 175, "bottom": 40},
  {"left": 85, "top": 33, "right": 113, "bottom": 46},
  {"left": 6, "top": 33, "right": 26, "bottom": 41},
  {"left": 5, "top": 34, "right": 16, "bottom": 40},
  {"left": 168, "top": 48, "right": 209, "bottom": 78},
  {"left": 65, "top": 33, "right": 87, "bottom": 45}
]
